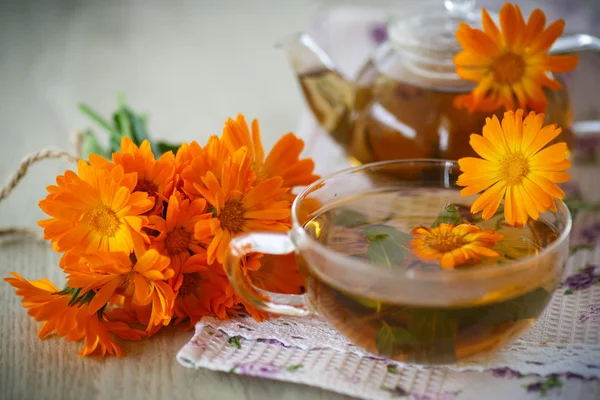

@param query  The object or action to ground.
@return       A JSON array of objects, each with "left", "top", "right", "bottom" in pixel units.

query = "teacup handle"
[{"left": 224, "top": 231, "right": 311, "bottom": 317}]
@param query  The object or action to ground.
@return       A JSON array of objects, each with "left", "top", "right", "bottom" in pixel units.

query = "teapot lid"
[{"left": 384, "top": 0, "right": 484, "bottom": 88}]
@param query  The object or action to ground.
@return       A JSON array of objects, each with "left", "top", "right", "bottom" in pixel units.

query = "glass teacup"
[{"left": 225, "top": 160, "right": 571, "bottom": 365}]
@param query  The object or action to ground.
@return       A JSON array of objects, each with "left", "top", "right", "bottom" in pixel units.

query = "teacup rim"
[{"left": 291, "top": 158, "right": 572, "bottom": 282}]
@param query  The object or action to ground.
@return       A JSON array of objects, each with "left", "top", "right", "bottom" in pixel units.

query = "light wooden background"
[{"left": 0, "top": 0, "right": 352, "bottom": 399}]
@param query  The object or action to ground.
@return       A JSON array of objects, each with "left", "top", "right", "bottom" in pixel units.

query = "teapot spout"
[{"left": 281, "top": 33, "right": 355, "bottom": 144}]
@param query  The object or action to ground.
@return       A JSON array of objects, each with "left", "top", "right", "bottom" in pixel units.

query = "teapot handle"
[{"left": 550, "top": 34, "right": 600, "bottom": 54}]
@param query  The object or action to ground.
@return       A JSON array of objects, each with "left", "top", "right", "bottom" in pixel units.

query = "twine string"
[{"left": 0, "top": 147, "right": 81, "bottom": 239}]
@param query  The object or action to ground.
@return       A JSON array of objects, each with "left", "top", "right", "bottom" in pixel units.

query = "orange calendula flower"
[
  {"left": 457, "top": 109, "right": 571, "bottom": 227},
  {"left": 410, "top": 223, "right": 503, "bottom": 269},
  {"left": 248, "top": 253, "right": 304, "bottom": 295},
  {"left": 222, "top": 114, "right": 319, "bottom": 187},
  {"left": 5, "top": 272, "right": 143, "bottom": 357},
  {"left": 180, "top": 135, "right": 235, "bottom": 200},
  {"left": 91, "top": 137, "right": 175, "bottom": 198},
  {"left": 453, "top": 3, "right": 579, "bottom": 113},
  {"left": 148, "top": 194, "right": 217, "bottom": 276},
  {"left": 190, "top": 147, "right": 291, "bottom": 264},
  {"left": 173, "top": 253, "right": 237, "bottom": 326},
  {"left": 38, "top": 160, "right": 154, "bottom": 263},
  {"left": 64, "top": 248, "right": 175, "bottom": 333}
]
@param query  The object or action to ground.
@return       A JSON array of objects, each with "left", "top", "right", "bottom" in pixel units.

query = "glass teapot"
[{"left": 284, "top": 0, "right": 600, "bottom": 164}]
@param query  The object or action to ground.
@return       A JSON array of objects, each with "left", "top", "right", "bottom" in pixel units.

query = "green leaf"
[
  {"left": 432, "top": 204, "right": 462, "bottom": 227},
  {"left": 451, "top": 286, "right": 551, "bottom": 329},
  {"left": 365, "top": 225, "right": 411, "bottom": 267},
  {"left": 285, "top": 364, "right": 303, "bottom": 372},
  {"left": 331, "top": 208, "right": 369, "bottom": 228},
  {"left": 564, "top": 289, "right": 574, "bottom": 295},
  {"left": 368, "top": 238, "right": 405, "bottom": 266},
  {"left": 375, "top": 321, "right": 416, "bottom": 358},
  {"left": 408, "top": 310, "right": 458, "bottom": 364},
  {"left": 228, "top": 335, "right": 242, "bottom": 349},
  {"left": 78, "top": 104, "right": 119, "bottom": 136},
  {"left": 365, "top": 225, "right": 412, "bottom": 243},
  {"left": 386, "top": 364, "right": 399, "bottom": 374},
  {"left": 126, "top": 108, "right": 150, "bottom": 145},
  {"left": 156, "top": 141, "right": 181, "bottom": 156},
  {"left": 79, "top": 130, "right": 108, "bottom": 160}
]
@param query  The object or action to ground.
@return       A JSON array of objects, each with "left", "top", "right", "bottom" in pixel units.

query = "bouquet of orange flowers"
[{"left": 5, "top": 102, "right": 319, "bottom": 357}]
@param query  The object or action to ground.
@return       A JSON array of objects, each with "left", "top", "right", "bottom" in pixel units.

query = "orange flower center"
[
  {"left": 135, "top": 179, "right": 158, "bottom": 195},
  {"left": 499, "top": 153, "right": 530, "bottom": 185},
  {"left": 164, "top": 227, "right": 190, "bottom": 255},
  {"left": 219, "top": 199, "right": 245, "bottom": 234},
  {"left": 121, "top": 271, "right": 136, "bottom": 297},
  {"left": 427, "top": 231, "right": 466, "bottom": 253},
  {"left": 491, "top": 52, "right": 526, "bottom": 84},
  {"left": 89, "top": 205, "right": 120, "bottom": 237},
  {"left": 179, "top": 273, "right": 199, "bottom": 296}
]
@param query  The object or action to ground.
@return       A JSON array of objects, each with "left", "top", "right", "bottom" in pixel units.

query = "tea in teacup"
[{"left": 301, "top": 187, "right": 561, "bottom": 364}]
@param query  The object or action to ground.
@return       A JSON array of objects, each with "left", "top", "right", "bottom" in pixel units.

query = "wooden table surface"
[{"left": 0, "top": 1, "right": 351, "bottom": 399}]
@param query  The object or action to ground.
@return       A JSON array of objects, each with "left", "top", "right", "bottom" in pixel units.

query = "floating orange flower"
[
  {"left": 38, "top": 160, "right": 154, "bottom": 264},
  {"left": 173, "top": 254, "right": 237, "bottom": 326},
  {"left": 410, "top": 223, "right": 503, "bottom": 269},
  {"left": 222, "top": 114, "right": 319, "bottom": 188},
  {"left": 190, "top": 147, "right": 291, "bottom": 264},
  {"left": 64, "top": 248, "right": 175, "bottom": 333},
  {"left": 453, "top": 3, "right": 579, "bottom": 113},
  {"left": 148, "top": 194, "right": 217, "bottom": 276},
  {"left": 457, "top": 110, "right": 571, "bottom": 227},
  {"left": 5, "top": 272, "right": 143, "bottom": 357}
]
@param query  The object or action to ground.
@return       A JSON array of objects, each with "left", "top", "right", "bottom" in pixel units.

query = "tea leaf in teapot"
[
  {"left": 432, "top": 204, "right": 462, "bottom": 227},
  {"left": 375, "top": 321, "right": 416, "bottom": 358},
  {"left": 365, "top": 226, "right": 411, "bottom": 267},
  {"left": 331, "top": 208, "right": 369, "bottom": 228},
  {"left": 408, "top": 310, "right": 458, "bottom": 364}
]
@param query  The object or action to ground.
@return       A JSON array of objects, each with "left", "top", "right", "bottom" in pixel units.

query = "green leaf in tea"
[
  {"left": 365, "top": 225, "right": 412, "bottom": 267},
  {"left": 452, "top": 286, "right": 551, "bottom": 329},
  {"left": 365, "top": 225, "right": 412, "bottom": 243},
  {"left": 331, "top": 208, "right": 369, "bottom": 228},
  {"left": 408, "top": 310, "right": 458, "bottom": 364},
  {"left": 375, "top": 321, "right": 416, "bottom": 357},
  {"left": 432, "top": 204, "right": 462, "bottom": 227}
]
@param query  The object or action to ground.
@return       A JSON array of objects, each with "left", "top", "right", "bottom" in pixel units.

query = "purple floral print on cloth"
[
  {"left": 491, "top": 367, "right": 523, "bottom": 378},
  {"left": 370, "top": 23, "right": 388, "bottom": 44},
  {"left": 564, "top": 265, "right": 600, "bottom": 291},
  {"left": 579, "top": 303, "right": 600, "bottom": 323},
  {"left": 579, "top": 223, "right": 600, "bottom": 245},
  {"left": 382, "top": 386, "right": 460, "bottom": 400},
  {"left": 233, "top": 362, "right": 280, "bottom": 377}
]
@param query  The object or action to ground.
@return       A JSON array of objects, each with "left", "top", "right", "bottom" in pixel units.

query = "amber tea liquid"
[{"left": 300, "top": 188, "right": 560, "bottom": 364}]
